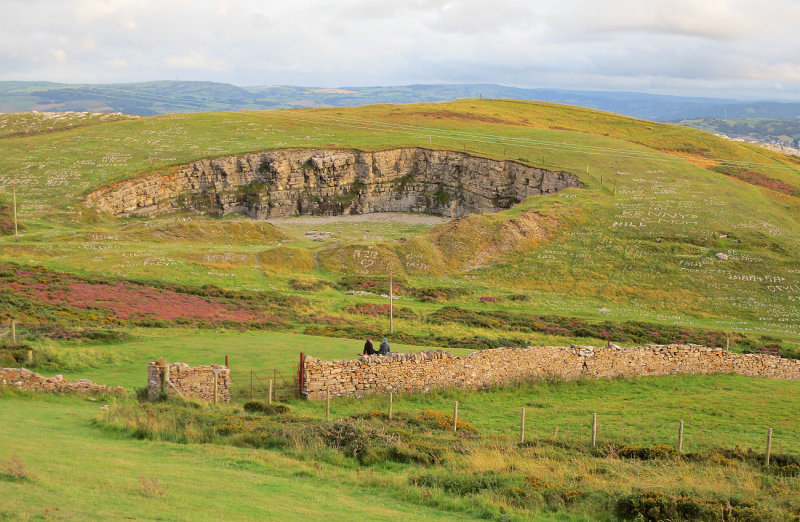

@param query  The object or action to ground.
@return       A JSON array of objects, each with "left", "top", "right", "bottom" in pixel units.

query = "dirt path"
[{"left": 264, "top": 212, "right": 453, "bottom": 226}]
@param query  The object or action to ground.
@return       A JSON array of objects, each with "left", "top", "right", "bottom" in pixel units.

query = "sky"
[{"left": 2, "top": 0, "right": 800, "bottom": 100}]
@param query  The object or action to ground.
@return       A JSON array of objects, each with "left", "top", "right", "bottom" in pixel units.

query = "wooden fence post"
[
  {"left": 453, "top": 401, "right": 459, "bottom": 432},
  {"left": 162, "top": 365, "right": 170, "bottom": 396},
  {"left": 212, "top": 369, "right": 219, "bottom": 405},
  {"left": 326, "top": 388, "right": 331, "bottom": 421},
  {"left": 225, "top": 355, "right": 229, "bottom": 368},
  {"left": 249, "top": 370, "right": 253, "bottom": 401},
  {"left": 766, "top": 428, "right": 773, "bottom": 466},
  {"left": 389, "top": 391, "right": 393, "bottom": 420},
  {"left": 520, "top": 407, "right": 526, "bottom": 443},
  {"left": 591, "top": 413, "right": 597, "bottom": 448},
  {"left": 268, "top": 379, "right": 273, "bottom": 405},
  {"left": 678, "top": 420, "right": 684, "bottom": 453},
  {"left": 298, "top": 352, "right": 306, "bottom": 398}
]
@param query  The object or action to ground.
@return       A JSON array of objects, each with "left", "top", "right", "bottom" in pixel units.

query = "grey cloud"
[{"left": 0, "top": 0, "right": 798, "bottom": 99}]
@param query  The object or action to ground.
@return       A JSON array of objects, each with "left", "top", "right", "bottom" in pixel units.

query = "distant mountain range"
[{"left": 3, "top": 80, "right": 800, "bottom": 123}]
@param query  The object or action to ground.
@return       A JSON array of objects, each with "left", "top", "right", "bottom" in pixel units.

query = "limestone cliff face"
[{"left": 85, "top": 148, "right": 582, "bottom": 218}]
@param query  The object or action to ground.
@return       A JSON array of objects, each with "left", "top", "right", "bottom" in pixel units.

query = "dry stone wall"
[
  {"left": 302, "top": 344, "right": 800, "bottom": 399},
  {"left": 0, "top": 368, "right": 124, "bottom": 395},
  {"left": 147, "top": 360, "right": 230, "bottom": 402},
  {"left": 86, "top": 148, "right": 581, "bottom": 219}
]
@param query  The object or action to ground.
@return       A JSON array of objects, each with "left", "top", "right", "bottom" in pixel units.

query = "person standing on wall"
[{"left": 378, "top": 338, "right": 390, "bottom": 355}]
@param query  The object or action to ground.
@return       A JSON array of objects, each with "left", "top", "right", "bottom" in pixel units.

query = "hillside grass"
[
  {"left": 0, "top": 392, "right": 468, "bottom": 521},
  {"left": 2, "top": 98, "right": 800, "bottom": 520},
  {"left": 3, "top": 370, "right": 798, "bottom": 520},
  {"left": 2, "top": 99, "right": 799, "bottom": 344}
]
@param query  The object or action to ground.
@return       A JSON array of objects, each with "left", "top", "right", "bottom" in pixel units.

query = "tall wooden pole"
[
  {"left": 765, "top": 428, "right": 773, "bottom": 466},
  {"left": 326, "top": 388, "right": 331, "bottom": 421},
  {"left": 389, "top": 270, "right": 394, "bottom": 334},
  {"left": 12, "top": 185, "right": 18, "bottom": 241}
]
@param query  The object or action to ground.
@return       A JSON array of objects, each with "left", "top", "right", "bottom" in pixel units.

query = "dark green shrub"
[
  {"left": 617, "top": 444, "right": 678, "bottom": 461},
  {"left": 616, "top": 491, "right": 675, "bottom": 520},
  {"left": 411, "top": 471, "right": 515, "bottom": 496},
  {"left": 314, "top": 418, "right": 398, "bottom": 465},
  {"left": 243, "top": 401, "right": 290, "bottom": 415}
]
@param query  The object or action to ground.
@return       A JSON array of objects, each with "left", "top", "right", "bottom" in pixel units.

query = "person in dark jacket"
[
  {"left": 362, "top": 338, "right": 376, "bottom": 356},
  {"left": 378, "top": 338, "right": 390, "bottom": 355}
]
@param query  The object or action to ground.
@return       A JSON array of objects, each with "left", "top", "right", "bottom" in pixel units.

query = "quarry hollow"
[{"left": 86, "top": 148, "right": 583, "bottom": 219}]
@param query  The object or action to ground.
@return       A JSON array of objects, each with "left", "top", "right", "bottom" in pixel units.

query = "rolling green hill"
[
  {"left": 3, "top": 98, "right": 800, "bottom": 521},
  {"left": 1, "top": 98, "right": 799, "bottom": 353}
]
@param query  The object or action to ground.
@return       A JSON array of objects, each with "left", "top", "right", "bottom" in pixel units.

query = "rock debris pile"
[{"left": 0, "top": 368, "right": 124, "bottom": 395}]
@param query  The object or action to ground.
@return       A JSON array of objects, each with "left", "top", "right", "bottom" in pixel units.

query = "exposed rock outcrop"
[{"left": 86, "top": 148, "right": 582, "bottom": 218}]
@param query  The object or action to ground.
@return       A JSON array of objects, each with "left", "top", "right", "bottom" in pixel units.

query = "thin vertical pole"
[
  {"left": 326, "top": 388, "right": 331, "bottom": 421},
  {"left": 162, "top": 365, "right": 170, "bottom": 396},
  {"left": 388, "top": 391, "right": 393, "bottom": 420},
  {"left": 225, "top": 355, "right": 229, "bottom": 368},
  {"left": 12, "top": 185, "right": 18, "bottom": 241},
  {"left": 453, "top": 401, "right": 459, "bottom": 432},
  {"left": 520, "top": 407, "right": 526, "bottom": 443},
  {"left": 268, "top": 379, "right": 273, "bottom": 405},
  {"left": 298, "top": 352, "right": 306, "bottom": 397},
  {"left": 765, "top": 428, "right": 773, "bottom": 466},
  {"left": 213, "top": 370, "right": 218, "bottom": 405},
  {"left": 11, "top": 320, "right": 16, "bottom": 343},
  {"left": 389, "top": 270, "right": 393, "bottom": 334},
  {"left": 591, "top": 413, "right": 597, "bottom": 448},
  {"left": 678, "top": 420, "right": 684, "bottom": 453},
  {"left": 249, "top": 370, "right": 253, "bottom": 400}
]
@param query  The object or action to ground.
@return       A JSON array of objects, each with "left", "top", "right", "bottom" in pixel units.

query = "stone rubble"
[{"left": 0, "top": 368, "right": 125, "bottom": 396}]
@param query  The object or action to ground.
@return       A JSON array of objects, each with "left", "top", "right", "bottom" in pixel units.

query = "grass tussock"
[{"left": 259, "top": 246, "right": 315, "bottom": 273}]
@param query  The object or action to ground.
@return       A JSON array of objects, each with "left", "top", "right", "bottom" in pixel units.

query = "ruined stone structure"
[
  {"left": 301, "top": 345, "right": 800, "bottom": 399},
  {"left": 86, "top": 148, "right": 581, "bottom": 218},
  {"left": 147, "top": 360, "right": 230, "bottom": 403},
  {"left": 0, "top": 368, "right": 124, "bottom": 395}
]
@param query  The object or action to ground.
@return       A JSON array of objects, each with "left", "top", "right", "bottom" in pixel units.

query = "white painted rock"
[{"left": 715, "top": 253, "right": 728, "bottom": 260}]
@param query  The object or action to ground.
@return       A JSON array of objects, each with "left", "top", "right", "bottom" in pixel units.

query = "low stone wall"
[
  {"left": 0, "top": 368, "right": 125, "bottom": 396},
  {"left": 301, "top": 345, "right": 800, "bottom": 399},
  {"left": 147, "top": 360, "right": 230, "bottom": 402}
]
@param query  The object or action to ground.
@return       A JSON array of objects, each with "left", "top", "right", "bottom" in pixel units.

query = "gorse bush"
[{"left": 616, "top": 490, "right": 772, "bottom": 521}]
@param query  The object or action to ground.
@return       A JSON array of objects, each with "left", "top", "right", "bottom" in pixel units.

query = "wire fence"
[
  {"left": 229, "top": 369, "right": 298, "bottom": 403},
  {"left": 301, "top": 390, "right": 800, "bottom": 457}
]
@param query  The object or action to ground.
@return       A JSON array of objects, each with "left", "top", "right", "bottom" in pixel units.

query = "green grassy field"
[
  {"left": 3, "top": 371, "right": 799, "bottom": 520},
  {"left": 2, "top": 99, "right": 800, "bottom": 348},
  {"left": 0, "top": 393, "right": 472, "bottom": 521},
  {"left": 2, "top": 99, "right": 800, "bottom": 519}
]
